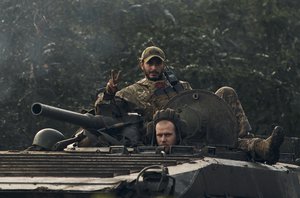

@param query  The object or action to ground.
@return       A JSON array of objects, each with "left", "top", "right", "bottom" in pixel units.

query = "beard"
[{"left": 144, "top": 71, "right": 164, "bottom": 81}]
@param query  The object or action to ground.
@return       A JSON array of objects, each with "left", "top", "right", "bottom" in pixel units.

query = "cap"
[
  {"left": 140, "top": 46, "right": 166, "bottom": 63},
  {"left": 153, "top": 108, "right": 179, "bottom": 125}
]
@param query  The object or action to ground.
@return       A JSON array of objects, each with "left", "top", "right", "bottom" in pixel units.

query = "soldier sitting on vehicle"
[
  {"left": 95, "top": 45, "right": 285, "bottom": 164},
  {"left": 27, "top": 46, "right": 284, "bottom": 158},
  {"left": 215, "top": 86, "right": 285, "bottom": 164},
  {"left": 148, "top": 108, "right": 285, "bottom": 165},
  {"left": 95, "top": 46, "right": 192, "bottom": 123}
]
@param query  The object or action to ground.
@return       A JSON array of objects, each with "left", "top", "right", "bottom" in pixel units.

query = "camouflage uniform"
[
  {"left": 97, "top": 82, "right": 283, "bottom": 164},
  {"left": 215, "top": 86, "right": 284, "bottom": 164},
  {"left": 215, "top": 86, "right": 252, "bottom": 137},
  {"left": 95, "top": 44, "right": 283, "bottom": 163},
  {"left": 95, "top": 77, "right": 192, "bottom": 122}
]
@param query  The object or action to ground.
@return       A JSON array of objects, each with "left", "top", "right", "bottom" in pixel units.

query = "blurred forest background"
[{"left": 0, "top": 0, "right": 300, "bottom": 149}]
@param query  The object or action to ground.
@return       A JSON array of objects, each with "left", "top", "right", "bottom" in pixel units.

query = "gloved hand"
[{"left": 105, "top": 70, "right": 121, "bottom": 95}]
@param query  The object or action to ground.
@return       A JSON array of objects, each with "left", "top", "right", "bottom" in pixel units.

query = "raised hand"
[{"left": 105, "top": 70, "right": 121, "bottom": 95}]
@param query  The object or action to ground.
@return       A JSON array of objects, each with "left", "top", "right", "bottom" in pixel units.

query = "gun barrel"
[{"left": 31, "top": 103, "right": 105, "bottom": 129}]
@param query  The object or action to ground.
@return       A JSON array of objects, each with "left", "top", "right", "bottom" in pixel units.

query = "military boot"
[{"left": 254, "top": 126, "right": 285, "bottom": 165}]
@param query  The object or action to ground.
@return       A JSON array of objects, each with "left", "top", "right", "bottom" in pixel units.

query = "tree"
[{"left": 0, "top": 0, "right": 299, "bottom": 149}]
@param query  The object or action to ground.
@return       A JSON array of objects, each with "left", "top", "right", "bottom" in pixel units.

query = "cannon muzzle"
[{"left": 31, "top": 103, "right": 107, "bottom": 129}]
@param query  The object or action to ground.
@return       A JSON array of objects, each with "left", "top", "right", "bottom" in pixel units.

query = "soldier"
[
  {"left": 215, "top": 87, "right": 285, "bottom": 164},
  {"left": 149, "top": 108, "right": 285, "bottom": 165},
  {"left": 95, "top": 46, "right": 192, "bottom": 122},
  {"left": 146, "top": 108, "right": 187, "bottom": 146},
  {"left": 95, "top": 46, "right": 285, "bottom": 164},
  {"left": 95, "top": 47, "right": 245, "bottom": 133}
]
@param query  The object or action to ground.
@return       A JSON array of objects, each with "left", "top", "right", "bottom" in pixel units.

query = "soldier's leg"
[
  {"left": 238, "top": 126, "right": 285, "bottom": 164},
  {"left": 215, "top": 86, "right": 252, "bottom": 137}
]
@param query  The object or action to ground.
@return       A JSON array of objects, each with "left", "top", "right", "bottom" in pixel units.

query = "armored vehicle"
[{"left": 0, "top": 90, "right": 299, "bottom": 198}]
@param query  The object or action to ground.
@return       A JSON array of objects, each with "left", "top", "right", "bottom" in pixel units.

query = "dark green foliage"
[{"left": 0, "top": 0, "right": 299, "bottom": 149}]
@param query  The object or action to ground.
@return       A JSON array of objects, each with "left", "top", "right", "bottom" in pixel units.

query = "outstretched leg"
[
  {"left": 238, "top": 126, "right": 285, "bottom": 164},
  {"left": 215, "top": 86, "right": 252, "bottom": 137},
  {"left": 215, "top": 86, "right": 285, "bottom": 164}
]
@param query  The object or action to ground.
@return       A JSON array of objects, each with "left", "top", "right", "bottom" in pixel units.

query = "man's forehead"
[
  {"left": 156, "top": 120, "right": 174, "bottom": 125},
  {"left": 156, "top": 131, "right": 175, "bottom": 135}
]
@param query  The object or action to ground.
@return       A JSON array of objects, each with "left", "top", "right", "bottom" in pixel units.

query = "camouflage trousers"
[
  {"left": 215, "top": 86, "right": 265, "bottom": 157},
  {"left": 215, "top": 86, "right": 252, "bottom": 138},
  {"left": 237, "top": 137, "right": 265, "bottom": 158}
]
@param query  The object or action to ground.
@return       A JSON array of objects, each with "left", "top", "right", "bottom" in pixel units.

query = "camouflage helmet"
[
  {"left": 32, "top": 128, "right": 65, "bottom": 150},
  {"left": 146, "top": 108, "right": 187, "bottom": 145}
]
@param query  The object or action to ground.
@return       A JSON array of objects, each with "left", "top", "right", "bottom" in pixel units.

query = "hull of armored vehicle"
[
  {"left": 0, "top": 147, "right": 299, "bottom": 198},
  {"left": 2, "top": 89, "right": 299, "bottom": 197}
]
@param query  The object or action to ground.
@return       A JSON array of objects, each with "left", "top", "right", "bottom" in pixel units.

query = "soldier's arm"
[
  {"left": 94, "top": 70, "right": 121, "bottom": 114},
  {"left": 95, "top": 70, "right": 121, "bottom": 101}
]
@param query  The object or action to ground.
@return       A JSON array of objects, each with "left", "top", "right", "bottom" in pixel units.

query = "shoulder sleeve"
[{"left": 116, "top": 84, "right": 138, "bottom": 101}]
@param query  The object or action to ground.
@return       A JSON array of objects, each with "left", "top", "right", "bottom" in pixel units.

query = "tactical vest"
[
  {"left": 116, "top": 78, "right": 192, "bottom": 121},
  {"left": 95, "top": 78, "right": 192, "bottom": 121}
]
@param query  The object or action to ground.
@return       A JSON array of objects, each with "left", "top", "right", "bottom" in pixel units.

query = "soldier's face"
[
  {"left": 155, "top": 120, "right": 177, "bottom": 147},
  {"left": 141, "top": 57, "right": 164, "bottom": 81}
]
